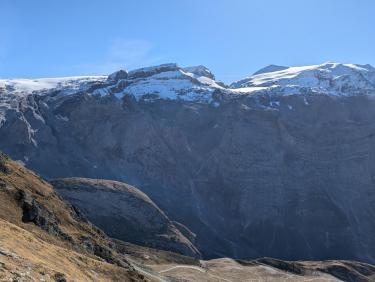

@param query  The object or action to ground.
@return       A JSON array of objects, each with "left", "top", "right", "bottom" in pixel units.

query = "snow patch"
[
  {"left": 56, "top": 115, "right": 69, "bottom": 122},
  {"left": 304, "top": 97, "right": 309, "bottom": 105},
  {"left": 270, "top": 101, "right": 280, "bottom": 107}
]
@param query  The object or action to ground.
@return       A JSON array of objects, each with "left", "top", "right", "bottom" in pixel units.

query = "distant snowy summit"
[
  {"left": 0, "top": 76, "right": 107, "bottom": 96},
  {"left": 1, "top": 62, "right": 375, "bottom": 103},
  {"left": 97, "top": 63, "right": 224, "bottom": 101},
  {"left": 0, "top": 64, "right": 223, "bottom": 102},
  {"left": 231, "top": 62, "right": 375, "bottom": 96}
]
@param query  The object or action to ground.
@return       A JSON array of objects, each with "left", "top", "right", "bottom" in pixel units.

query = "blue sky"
[{"left": 0, "top": 0, "right": 374, "bottom": 83}]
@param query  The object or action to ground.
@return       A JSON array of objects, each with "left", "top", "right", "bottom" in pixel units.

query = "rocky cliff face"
[
  {"left": 51, "top": 178, "right": 200, "bottom": 257},
  {"left": 1, "top": 62, "right": 375, "bottom": 263}
]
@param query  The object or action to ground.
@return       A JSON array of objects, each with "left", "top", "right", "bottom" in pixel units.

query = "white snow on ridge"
[
  {"left": 0, "top": 76, "right": 107, "bottom": 126},
  {"left": 230, "top": 86, "right": 271, "bottom": 93},
  {"left": 248, "top": 63, "right": 374, "bottom": 86},
  {"left": 231, "top": 62, "right": 375, "bottom": 96},
  {"left": 109, "top": 68, "right": 222, "bottom": 101},
  {"left": 0, "top": 76, "right": 106, "bottom": 96},
  {"left": 92, "top": 66, "right": 225, "bottom": 102},
  {"left": 149, "top": 70, "right": 184, "bottom": 79},
  {"left": 2, "top": 62, "right": 375, "bottom": 105},
  {"left": 183, "top": 65, "right": 215, "bottom": 79}
]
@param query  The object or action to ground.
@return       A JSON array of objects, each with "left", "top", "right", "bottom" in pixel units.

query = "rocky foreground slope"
[
  {"left": 0, "top": 152, "right": 147, "bottom": 281},
  {"left": 1, "top": 62, "right": 375, "bottom": 263}
]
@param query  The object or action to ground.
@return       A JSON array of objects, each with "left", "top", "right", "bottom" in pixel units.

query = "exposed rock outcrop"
[
  {"left": 0, "top": 152, "right": 11, "bottom": 174},
  {"left": 52, "top": 177, "right": 200, "bottom": 258},
  {"left": 108, "top": 69, "right": 129, "bottom": 82},
  {"left": 128, "top": 63, "right": 180, "bottom": 79},
  {"left": 17, "top": 189, "right": 62, "bottom": 237}
]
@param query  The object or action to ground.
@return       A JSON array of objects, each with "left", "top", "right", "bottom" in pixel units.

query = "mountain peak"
[
  {"left": 253, "top": 64, "right": 289, "bottom": 75},
  {"left": 107, "top": 69, "right": 128, "bottom": 81},
  {"left": 183, "top": 65, "right": 215, "bottom": 80},
  {"left": 127, "top": 63, "right": 179, "bottom": 79}
]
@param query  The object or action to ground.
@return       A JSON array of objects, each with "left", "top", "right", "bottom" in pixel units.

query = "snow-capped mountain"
[
  {"left": 0, "top": 63, "right": 224, "bottom": 103},
  {"left": 2, "top": 62, "right": 375, "bottom": 105},
  {"left": 231, "top": 62, "right": 375, "bottom": 96},
  {"left": 93, "top": 63, "right": 225, "bottom": 102},
  {"left": 0, "top": 76, "right": 107, "bottom": 96},
  {"left": 3, "top": 62, "right": 375, "bottom": 263}
]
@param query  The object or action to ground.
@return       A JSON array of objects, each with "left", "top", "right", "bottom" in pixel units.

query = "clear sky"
[{"left": 0, "top": 0, "right": 374, "bottom": 83}]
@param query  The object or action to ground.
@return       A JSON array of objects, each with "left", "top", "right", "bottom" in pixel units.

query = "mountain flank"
[{"left": 51, "top": 177, "right": 200, "bottom": 258}]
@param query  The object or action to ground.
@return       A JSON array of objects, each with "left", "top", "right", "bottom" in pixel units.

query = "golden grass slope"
[
  {"left": 0, "top": 219, "right": 137, "bottom": 281},
  {"left": 0, "top": 153, "right": 146, "bottom": 281}
]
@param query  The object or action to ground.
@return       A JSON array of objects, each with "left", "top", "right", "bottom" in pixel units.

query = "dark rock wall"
[{"left": 1, "top": 92, "right": 375, "bottom": 262}]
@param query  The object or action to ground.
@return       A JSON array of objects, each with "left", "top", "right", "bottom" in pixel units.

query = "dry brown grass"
[
  {"left": 0, "top": 155, "right": 145, "bottom": 281},
  {"left": 0, "top": 219, "right": 135, "bottom": 281}
]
